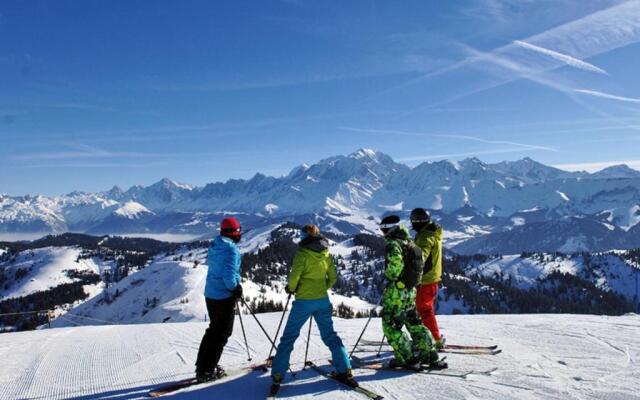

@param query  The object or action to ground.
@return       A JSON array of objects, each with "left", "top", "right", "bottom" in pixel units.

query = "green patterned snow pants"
[{"left": 381, "top": 285, "right": 435, "bottom": 364}]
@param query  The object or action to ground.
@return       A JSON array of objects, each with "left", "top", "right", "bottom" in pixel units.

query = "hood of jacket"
[
  {"left": 299, "top": 235, "right": 330, "bottom": 253},
  {"left": 418, "top": 222, "right": 442, "bottom": 238}
]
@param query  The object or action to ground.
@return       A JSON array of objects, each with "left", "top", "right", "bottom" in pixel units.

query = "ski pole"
[
  {"left": 239, "top": 297, "right": 296, "bottom": 377},
  {"left": 349, "top": 293, "right": 384, "bottom": 359},
  {"left": 240, "top": 297, "right": 276, "bottom": 348},
  {"left": 376, "top": 334, "right": 386, "bottom": 358},
  {"left": 267, "top": 293, "right": 291, "bottom": 361},
  {"left": 236, "top": 300, "right": 252, "bottom": 361},
  {"left": 302, "top": 317, "right": 313, "bottom": 370}
]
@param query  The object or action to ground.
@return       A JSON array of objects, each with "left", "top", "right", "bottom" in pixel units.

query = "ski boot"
[
  {"left": 196, "top": 369, "right": 216, "bottom": 383},
  {"left": 434, "top": 336, "right": 446, "bottom": 352},
  {"left": 269, "top": 373, "right": 283, "bottom": 397},
  {"left": 420, "top": 350, "right": 448, "bottom": 369},
  {"left": 213, "top": 365, "right": 226, "bottom": 379},
  {"left": 388, "top": 357, "right": 422, "bottom": 371},
  {"left": 420, "top": 351, "right": 448, "bottom": 370},
  {"left": 426, "top": 358, "right": 448, "bottom": 370},
  {"left": 334, "top": 368, "right": 359, "bottom": 387}
]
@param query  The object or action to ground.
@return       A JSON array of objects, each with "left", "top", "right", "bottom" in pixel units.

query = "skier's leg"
[
  {"left": 312, "top": 297, "right": 351, "bottom": 374},
  {"left": 416, "top": 283, "right": 441, "bottom": 340},
  {"left": 208, "top": 296, "right": 236, "bottom": 367},
  {"left": 406, "top": 307, "right": 438, "bottom": 363},
  {"left": 271, "top": 299, "right": 311, "bottom": 381},
  {"left": 195, "top": 297, "right": 219, "bottom": 372},
  {"left": 381, "top": 288, "right": 412, "bottom": 364}
]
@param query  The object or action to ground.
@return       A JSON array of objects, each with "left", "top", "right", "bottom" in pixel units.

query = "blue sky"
[{"left": 1, "top": 0, "right": 640, "bottom": 195}]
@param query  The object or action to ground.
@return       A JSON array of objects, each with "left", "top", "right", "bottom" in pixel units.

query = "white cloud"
[
  {"left": 554, "top": 160, "right": 640, "bottom": 172},
  {"left": 389, "top": 1, "right": 640, "bottom": 108},
  {"left": 397, "top": 147, "right": 541, "bottom": 162},
  {"left": 340, "top": 126, "right": 557, "bottom": 152},
  {"left": 574, "top": 89, "right": 640, "bottom": 103},
  {"left": 513, "top": 40, "right": 607, "bottom": 74}
]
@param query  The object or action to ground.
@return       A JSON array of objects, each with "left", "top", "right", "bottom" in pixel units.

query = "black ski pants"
[{"left": 195, "top": 296, "right": 236, "bottom": 372}]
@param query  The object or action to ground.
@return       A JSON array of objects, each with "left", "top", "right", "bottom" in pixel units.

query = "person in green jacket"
[
  {"left": 380, "top": 214, "right": 446, "bottom": 370},
  {"left": 411, "top": 208, "right": 445, "bottom": 350},
  {"left": 270, "top": 224, "right": 355, "bottom": 389}
]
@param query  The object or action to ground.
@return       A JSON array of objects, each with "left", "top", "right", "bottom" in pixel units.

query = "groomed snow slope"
[{"left": 2, "top": 313, "right": 639, "bottom": 399}]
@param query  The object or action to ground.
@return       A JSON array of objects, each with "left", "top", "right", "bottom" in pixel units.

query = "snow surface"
[{"left": 2, "top": 313, "right": 639, "bottom": 399}]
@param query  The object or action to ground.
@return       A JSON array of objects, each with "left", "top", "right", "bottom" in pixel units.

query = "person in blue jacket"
[{"left": 195, "top": 217, "right": 244, "bottom": 382}]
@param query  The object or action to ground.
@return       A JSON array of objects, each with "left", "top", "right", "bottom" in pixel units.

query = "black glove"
[
  {"left": 232, "top": 284, "right": 243, "bottom": 300},
  {"left": 284, "top": 286, "right": 295, "bottom": 295}
]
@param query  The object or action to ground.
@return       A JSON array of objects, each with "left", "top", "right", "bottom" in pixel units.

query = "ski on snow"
[
  {"left": 441, "top": 348, "right": 502, "bottom": 355},
  {"left": 305, "top": 361, "right": 384, "bottom": 400},
  {"left": 357, "top": 339, "right": 500, "bottom": 355},
  {"left": 358, "top": 339, "right": 498, "bottom": 351},
  {"left": 444, "top": 344, "right": 499, "bottom": 350},
  {"left": 148, "top": 362, "right": 267, "bottom": 397},
  {"left": 355, "top": 346, "right": 501, "bottom": 356},
  {"left": 350, "top": 356, "right": 497, "bottom": 379}
]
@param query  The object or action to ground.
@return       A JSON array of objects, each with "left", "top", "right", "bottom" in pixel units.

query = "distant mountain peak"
[
  {"left": 591, "top": 164, "right": 640, "bottom": 179},
  {"left": 350, "top": 148, "right": 378, "bottom": 160},
  {"left": 153, "top": 178, "right": 193, "bottom": 190},
  {"left": 114, "top": 201, "right": 154, "bottom": 219},
  {"left": 106, "top": 185, "right": 124, "bottom": 198}
]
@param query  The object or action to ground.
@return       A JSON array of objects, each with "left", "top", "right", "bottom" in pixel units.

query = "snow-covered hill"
[
  {"left": 2, "top": 226, "right": 639, "bottom": 333},
  {"left": 2, "top": 313, "right": 639, "bottom": 399},
  {"left": 2, "top": 149, "right": 640, "bottom": 253},
  {"left": 0, "top": 247, "right": 110, "bottom": 301}
]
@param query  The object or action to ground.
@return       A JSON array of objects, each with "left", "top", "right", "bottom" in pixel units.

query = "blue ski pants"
[{"left": 271, "top": 297, "right": 350, "bottom": 379}]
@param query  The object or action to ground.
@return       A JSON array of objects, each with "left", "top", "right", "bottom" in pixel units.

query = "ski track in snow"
[{"left": 1, "top": 314, "right": 639, "bottom": 399}]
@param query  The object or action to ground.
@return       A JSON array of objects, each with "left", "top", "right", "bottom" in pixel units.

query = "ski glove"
[
  {"left": 232, "top": 284, "right": 243, "bottom": 300},
  {"left": 284, "top": 286, "right": 296, "bottom": 295}
]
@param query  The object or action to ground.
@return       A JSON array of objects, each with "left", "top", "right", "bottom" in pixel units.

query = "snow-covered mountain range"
[{"left": 2, "top": 149, "right": 640, "bottom": 253}]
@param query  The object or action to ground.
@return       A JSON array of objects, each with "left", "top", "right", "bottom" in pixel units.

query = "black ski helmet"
[
  {"left": 380, "top": 214, "right": 400, "bottom": 234},
  {"left": 410, "top": 208, "right": 431, "bottom": 223}
]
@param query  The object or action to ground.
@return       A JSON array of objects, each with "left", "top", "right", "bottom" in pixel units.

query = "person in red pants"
[{"left": 410, "top": 208, "right": 445, "bottom": 350}]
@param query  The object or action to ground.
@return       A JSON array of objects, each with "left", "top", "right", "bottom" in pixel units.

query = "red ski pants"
[{"left": 416, "top": 282, "right": 441, "bottom": 340}]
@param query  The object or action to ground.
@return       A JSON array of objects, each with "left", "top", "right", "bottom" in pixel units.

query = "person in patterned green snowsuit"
[{"left": 380, "top": 215, "right": 439, "bottom": 368}]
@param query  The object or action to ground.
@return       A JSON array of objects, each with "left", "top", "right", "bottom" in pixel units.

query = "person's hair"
[{"left": 304, "top": 224, "right": 320, "bottom": 237}]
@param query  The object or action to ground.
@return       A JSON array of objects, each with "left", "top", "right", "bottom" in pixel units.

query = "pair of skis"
[
  {"left": 268, "top": 361, "right": 384, "bottom": 400},
  {"left": 358, "top": 339, "right": 501, "bottom": 355},
  {"left": 350, "top": 355, "right": 498, "bottom": 379},
  {"left": 147, "top": 362, "right": 267, "bottom": 397}
]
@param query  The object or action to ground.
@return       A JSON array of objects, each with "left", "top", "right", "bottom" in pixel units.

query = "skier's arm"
[
  {"left": 416, "top": 233, "right": 434, "bottom": 262},
  {"left": 326, "top": 255, "right": 337, "bottom": 289},
  {"left": 384, "top": 241, "right": 404, "bottom": 281},
  {"left": 287, "top": 250, "right": 304, "bottom": 292},
  {"left": 222, "top": 247, "right": 241, "bottom": 291}
]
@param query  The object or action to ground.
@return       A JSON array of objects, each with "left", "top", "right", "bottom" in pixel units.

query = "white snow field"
[{"left": 1, "top": 313, "right": 639, "bottom": 400}]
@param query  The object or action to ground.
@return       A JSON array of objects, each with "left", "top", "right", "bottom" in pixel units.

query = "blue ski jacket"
[{"left": 204, "top": 235, "right": 241, "bottom": 300}]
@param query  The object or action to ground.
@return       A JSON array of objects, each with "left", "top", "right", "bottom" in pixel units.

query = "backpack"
[{"left": 399, "top": 241, "right": 424, "bottom": 288}]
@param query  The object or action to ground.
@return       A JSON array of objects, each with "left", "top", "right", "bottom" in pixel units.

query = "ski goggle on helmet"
[{"left": 379, "top": 215, "right": 400, "bottom": 234}]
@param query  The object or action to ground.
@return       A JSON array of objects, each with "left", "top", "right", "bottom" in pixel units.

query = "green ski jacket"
[{"left": 287, "top": 236, "right": 337, "bottom": 300}]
